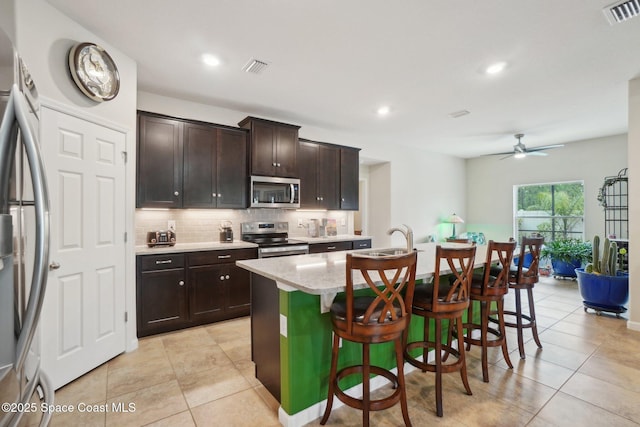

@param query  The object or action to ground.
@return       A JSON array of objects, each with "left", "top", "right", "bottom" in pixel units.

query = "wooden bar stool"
[
  {"left": 464, "top": 240, "right": 516, "bottom": 382},
  {"left": 501, "top": 236, "right": 544, "bottom": 359},
  {"left": 403, "top": 245, "right": 476, "bottom": 417},
  {"left": 321, "top": 251, "right": 418, "bottom": 427}
]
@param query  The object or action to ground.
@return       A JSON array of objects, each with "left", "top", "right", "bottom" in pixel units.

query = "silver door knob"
[
  {"left": 49, "top": 261, "right": 61, "bottom": 270},
  {"left": 174, "top": 191, "right": 180, "bottom": 196},
  {"left": 178, "top": 280, "right": 185, "bottom": 286}
]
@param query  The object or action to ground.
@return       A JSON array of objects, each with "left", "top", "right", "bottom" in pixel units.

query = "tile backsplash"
[{"left": 135, "top": 209, "right": 354, "bottom": 246}]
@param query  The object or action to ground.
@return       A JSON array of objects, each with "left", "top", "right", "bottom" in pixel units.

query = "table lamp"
[{"left": 446, "top": 213, "right": 464, "bottom": 238}]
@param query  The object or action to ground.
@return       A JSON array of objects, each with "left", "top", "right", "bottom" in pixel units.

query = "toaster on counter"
[{"left": 147, "top": 230, "right": 176, "bottom": 247}]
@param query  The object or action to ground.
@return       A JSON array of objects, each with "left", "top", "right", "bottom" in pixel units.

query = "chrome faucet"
[{"left": 387, "top": 224, "right": 414, "bottom": 253}]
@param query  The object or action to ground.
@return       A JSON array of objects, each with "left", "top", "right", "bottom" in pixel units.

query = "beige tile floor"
[{"left": 28, "top": 276, "right": 640, "bottom": 426}]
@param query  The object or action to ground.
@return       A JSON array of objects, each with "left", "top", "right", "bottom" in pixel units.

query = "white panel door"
[{"left": 40, "top": 107, "right": 127, "bottom": 389}]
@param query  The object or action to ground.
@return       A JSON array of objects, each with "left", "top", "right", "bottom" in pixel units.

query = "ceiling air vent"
[
  {"left": 448, "top": 110, "right": 470, "bottom": 119},
  {"left": 603, "top": 0, "right": 640, "bottom": 25},
  {"left": 242, "top": 58, "right": 269, "bottom": 74}
]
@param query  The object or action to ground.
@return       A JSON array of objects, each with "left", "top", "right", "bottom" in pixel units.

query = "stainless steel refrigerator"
[{"left": 0, "top": 39, "right": 54, "bottom": 427}]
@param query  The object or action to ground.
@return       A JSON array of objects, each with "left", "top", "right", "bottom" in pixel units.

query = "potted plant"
[
  {"left": 575, "top": 235, "right": 629, "bottom": 316},
  {"left": 541, "top": 238, "right": 592, "bottom": 278}
]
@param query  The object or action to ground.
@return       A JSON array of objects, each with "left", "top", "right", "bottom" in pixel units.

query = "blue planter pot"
[
  {"left": 575, "top": 268, "right": 629, "bottom": 314},
  {"left": 551, "top": 259, "right": 582, "bottom": 277},
  {"left": 513, "top": 253, "right": 533, "bottom": 269}
]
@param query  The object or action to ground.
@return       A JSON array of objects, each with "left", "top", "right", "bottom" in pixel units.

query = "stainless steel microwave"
[{"left": 250, "top": 176, "right": 300, "bottom": 209}]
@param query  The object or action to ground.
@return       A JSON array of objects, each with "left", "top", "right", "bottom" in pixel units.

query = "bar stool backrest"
[
  {"left": 515, "top": 236, "right": 544, "bottom": 286},
  {"left": 432, "top": 245, "right": 477, "bottom": 313},
  {"left": 481, "top": 239, "right": 517, "bottom": 296}
]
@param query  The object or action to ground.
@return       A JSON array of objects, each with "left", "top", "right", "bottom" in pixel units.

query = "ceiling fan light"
[{"left": 514, "top": 152, "right": 527, "bottom": 159}]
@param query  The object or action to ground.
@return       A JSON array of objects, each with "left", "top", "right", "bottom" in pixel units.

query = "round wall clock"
[{"left": 68, "top": 42, "right": 120, "bottom": 102}]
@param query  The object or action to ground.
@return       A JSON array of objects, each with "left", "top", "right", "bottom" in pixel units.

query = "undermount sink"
[{"left": 354, "top": 247, "right": 411, "bottom": 257}]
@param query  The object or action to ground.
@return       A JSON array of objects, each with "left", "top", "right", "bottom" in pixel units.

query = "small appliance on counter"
[
  {"left": 146, "top": 230, "right": 176, "bottom": 247},
  {"left": 220, "top": 220, "right": 234, "bottom": 242}
]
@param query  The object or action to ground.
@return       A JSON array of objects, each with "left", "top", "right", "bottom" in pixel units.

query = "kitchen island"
[{"left": 236, "top": 242, "right": 490, "bottom": 427}]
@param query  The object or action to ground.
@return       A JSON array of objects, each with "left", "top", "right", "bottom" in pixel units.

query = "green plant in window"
[{"left": 541, "top": 238, "right": 592, "bottom": 264}]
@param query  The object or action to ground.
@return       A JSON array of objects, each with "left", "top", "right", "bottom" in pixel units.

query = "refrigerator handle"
[{"left": 10, "top": 85, "right": 51, "bottom": 372}]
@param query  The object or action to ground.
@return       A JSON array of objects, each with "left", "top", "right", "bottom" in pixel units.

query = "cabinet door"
[
  {"left": 275, "top": 126, "right": 298, "bottom": 177},
  {"left": 137, "top": 268, "right": 188, "bottom": 337},
  {"left": 340, "top": 147, "right": 360, "bottom": 210},
  {"left": 352, "top": 239, "right": 372, "bottom": 250},
  {"left": 217, "top": 128, "right": 249, "bottom": 208},
  {"left": 309, "top": 241, "right": 353, "bottom": 253},
  {"left": 298, "top": 141, "right": 319, "bottom": 208},
  {"left": 137, "top": 114, "right": 183, "bottom": 208},
  {"left": 183, "top": 123, "right": 217, "bottom": 208},
  {"left": 225, "top": 265, "right": 251, "bottom": 315},
  {"left": 250, "top": 120, "right": 276, "bottom": 176},
  {"left": 318, "top": 145, "right": 340, "bottom": 210},
  {"left": 188, "top": 264, "right": 226, "bottom": 324}
]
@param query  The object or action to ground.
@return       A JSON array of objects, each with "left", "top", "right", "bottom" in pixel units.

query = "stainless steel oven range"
[{"left": 241, "top": 221, "right": 309, "bottom": 258}]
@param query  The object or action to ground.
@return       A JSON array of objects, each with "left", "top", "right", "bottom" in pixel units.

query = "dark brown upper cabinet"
[
  {"left": 137, "top": 111, "right": 248, "bottom": 209},
  {"left": 238, "top": 116, "right": 300, "bottom": 178},
  {"left": 299, "top": 139, "right": 340, "bottom": 210},
  {"left": 137, "top": 113, "right": 184, "bottom": 208},
  {"left": 340, "top": 147, "right": 360, "bottom": 210},
  {"left": 183, "top": 122, "right": 248, "bottom": 209}
]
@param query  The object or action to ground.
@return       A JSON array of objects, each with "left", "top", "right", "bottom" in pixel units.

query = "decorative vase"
[{"left": 575, "top": 268, "right": 629, "bottom": 316}]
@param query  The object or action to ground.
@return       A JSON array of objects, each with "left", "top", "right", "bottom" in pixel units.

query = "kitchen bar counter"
[
  {"left": 135, "top": 240, "right": 257, "bottom": 255},
  {"left": 293, "top": 234, "right": 372, "bottom": 244},
  {"left": 237, "top": 242, "right": 488, "bottom": 296},
  {"left": 237, "top": 242, "right": 490, "bottom": 427}
]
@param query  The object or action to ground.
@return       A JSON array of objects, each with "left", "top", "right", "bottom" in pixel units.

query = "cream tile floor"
[{"left": 35, "top": 276, "right": 640, "bottom": 426}]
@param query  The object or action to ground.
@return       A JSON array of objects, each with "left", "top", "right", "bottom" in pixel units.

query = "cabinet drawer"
[
  {"left": 309, "top": 241, "right": 353, "bottom": 254},
  {"left": 352, "top": 239, "right": 372, "bottom": 250},
  {"left": 139, "top": 254, "right": 185, "bottom": 272},
  {"left": 188, "top": 248, "right": 258, "bottom": 266}
]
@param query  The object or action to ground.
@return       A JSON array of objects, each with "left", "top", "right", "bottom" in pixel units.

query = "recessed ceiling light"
[
  {"left": 202, "top": 54, "right": 221, "bottom": 67},
  {"left": 486, "top": 62, "right": 507, "bottom": 75},
  {"left": 377, "top": 105, "right": 390, "bottom": 116}
]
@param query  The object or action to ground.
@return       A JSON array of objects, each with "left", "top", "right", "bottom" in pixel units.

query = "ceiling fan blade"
[
  {"left": 499, "top": 153, "right": 514, "bottom": 160},
  {"left": 526, "top": 151, "right": 548, "bottom": 156},
  {"left": 527, "top": 144, "right": 564, "bottom": 152},
  {"left": 484, "top": 150, "right": 517, "bottom": 156}
]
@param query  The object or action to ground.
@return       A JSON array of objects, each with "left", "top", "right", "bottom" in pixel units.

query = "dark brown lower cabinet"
[
  {"left": 137, "top": 248, "right": 257, "bottom": 337},
  {"left": 309, "top": 241, "right": 352, "bottom": 254}
]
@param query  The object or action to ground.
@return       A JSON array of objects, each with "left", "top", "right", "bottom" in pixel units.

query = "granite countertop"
[
  {"left": 136, "top": 241, "right": 258, "bottom": 255},
  {"left": 294, "top": 234, "right": 372, "bottom": 244},
  {"left": 236, "top": 242, "right": 489, "bottom": 296}
]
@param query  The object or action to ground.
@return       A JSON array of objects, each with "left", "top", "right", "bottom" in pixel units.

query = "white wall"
[
  {"left": 465, "top": 134, "right": 627, "bottom": 242},
  {"left": 628, "top": 78, "right": 640, "bottom": 331}
]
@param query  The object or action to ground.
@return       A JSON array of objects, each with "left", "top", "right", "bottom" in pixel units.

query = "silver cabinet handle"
[
  {"left": 156, "top": 259, "right": 172, "bottom": 265},
  {"left": 174, "top": 191, "right": 179, "bottom": 196},
  {"left": 277, "top": 163, "right": 281, "bottom": 167},
  {"left": 328, "top": 246, "right": 336, "bottom": 250},
  {"left": 218, "top": 193, "right": 222, "bottom": 198},
  {"left": 178, "top": 280, "right": 185, "bottom": 286},
  {"left": 49, "top": 261, "right": 60, "bottom": 270},
  {"left": 218, "top": 254, "right": 231, "bottom": 259},
  {"left": 272, "top": 162, "right": 277, "bottom": 166},
  {"left": 225, "top": 275, "right": 230, "bottom": 279},
  {"left": 341, "top": 198, "right": 345, "bottom": 202}
]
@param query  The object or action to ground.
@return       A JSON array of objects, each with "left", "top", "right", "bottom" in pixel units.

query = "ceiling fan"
[{"left": 493, "top": 134, "right": 564, "bottom": 160}]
